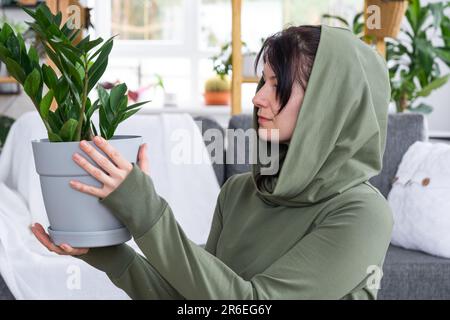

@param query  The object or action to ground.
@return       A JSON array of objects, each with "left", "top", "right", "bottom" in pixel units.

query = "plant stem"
[
  {"left": 400, "top": 91, "right": 408, "bottom": 112},
  {"left": 75, "top": 55, "right": 89, "bottom": 141}
]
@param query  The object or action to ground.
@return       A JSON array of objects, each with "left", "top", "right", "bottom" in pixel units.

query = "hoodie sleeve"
[
  {"left": 77, "top": 243, "right": 184, "bottom": 300},
  {"left": 97, "top": 164, "right": 393, "bottom": 300},
  {"left": 76, "top": 165, "right": 224, "bottom": 300}
]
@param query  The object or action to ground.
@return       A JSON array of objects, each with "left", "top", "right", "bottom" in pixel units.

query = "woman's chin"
[{"left": 258, "top": 128, "right": 280, "bottom": 142}]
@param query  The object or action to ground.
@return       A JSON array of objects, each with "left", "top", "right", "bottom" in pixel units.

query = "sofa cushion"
[
  {"left": 194, "top": 116, "right": 226, "bottom": 186},
  {"left": 369, "top": 113, "right": 427, "bottom": 198},
  {"left": 0, "top": 274, "right": 13, "bottom": 300},
  {"left": 225, "top": 115, "right": 253, "bottom": 180},
  {"left": 379, "top": 245, "right": 450, "bottom": 299}
]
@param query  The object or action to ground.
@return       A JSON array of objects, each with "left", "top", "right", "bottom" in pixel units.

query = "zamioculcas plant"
[
  {"left": 0, "top": 4, "right": 147, "bottom": 248},
  {"left": 0, "top": 4, "right": 147, "bottom": 142}
]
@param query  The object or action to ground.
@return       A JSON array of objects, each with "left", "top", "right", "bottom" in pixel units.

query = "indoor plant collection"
[
  {"left": 386, "top": 0, "right": 450, "bottom": 113},
  {"left": 322, "top": 0, "right": 450, "bottom": 114},
  {"left": 0, "top": 4, "right": 147, "bottom": 247}
]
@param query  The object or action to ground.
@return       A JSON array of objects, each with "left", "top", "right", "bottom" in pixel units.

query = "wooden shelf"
[
  {"left": 242, "top": 77, "right": 260, "bottom": 83},
  {"left": 0, "top": 77, "right": 17, "bottom": 84},
  {"left": 231, "top": 1, "right": 261, "bottom": 115}
]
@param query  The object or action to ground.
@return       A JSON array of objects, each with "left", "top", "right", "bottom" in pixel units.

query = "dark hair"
[{"left": 255, "top": 25, "right": 321, "bottom": 111}]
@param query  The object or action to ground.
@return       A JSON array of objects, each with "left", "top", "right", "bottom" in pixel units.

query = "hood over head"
[{"left": 252, "top": 25, "right": 391, "bottom": 207}]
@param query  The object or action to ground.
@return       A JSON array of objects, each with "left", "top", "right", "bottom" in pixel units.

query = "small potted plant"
[
  {"left": 204, "top": 75, "right": 231, "bottom": 106},
  {"left": 0, "top": 4, "right": 148, "bottom": 248}
]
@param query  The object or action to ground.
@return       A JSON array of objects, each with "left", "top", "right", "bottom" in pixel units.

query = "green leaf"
[
  {"left": 42, "top": 65, "right": 58, "bottom": 90},
  {"left": 89, "top": 36, "right": 114, "bottom": 61},
  {"left": 97, "top": 85, "right": 110, "bottom": 110},
  {"left": 22, "top": 6, "right": 37, "bottom": 20},
  {"left": 434, "top": 47, "right": 450, "bottom": 65},
  {"left": 406, "top": 0, "right": 420, "bottom": 32},
  {"left": 412, "top": 103, "right": 433, "bottom": 114},
  {"left": 54, "top": 11, "right": 63, "bottom": 27},
  {"left": 428, "top": 3, "right": 443, "bottom": 30},
  {"left": 76, "top": 35, "right": 91, "bottom": 49},
  {"left": 89, "top": 39, "right": 113, "bottom": 73},
  {"left": 34, "top": 4, "right": 53, "bottom": 29},
  {"left": 321, "top": 14, "right": 349, "bottom": 27},
  {"left": 24, "top": 69, "right": 42, "bottom": 98},
  {"left": 79, "top": 37, "right": 103, "bottom": 53},
  {"left": 51, "top": 40, "right": 84, "bottom": 66},
  {"left": 40, "top": 90, "right": 54, "bottom": 120},
  {"left": 441, "top": 16, "right": 450, "bottom": 47},
  {"left": 91, "top": 121, "right": 98, "bottom": 137},
  {"left": 6, "top": 34, "right": 20, "bottom": 60},
  {"left": 109, "top": 83, "right": 128, "bottom": 110},
  {"left": 5, "top": 58, "right": 26, "bottom": 83},
  {"left": 416, "top": 75, "right": 450, "bottom": 97},
  {"left": 17, "top": 32, "right": 26, "bottom": 53},
  {"left": 118, "top": 96, "right": 128, "bottom": 112},
  {"left": 121, "top": 108, "right": 141, "bottom": 122},
  {"left": 28, "top": 46, "right": 40, "bottom": 67},
  {"left": 43, "top": 43, "right": 64, "bottom": 72},
  {"left": 126, "top": 101, "right": 149, "bottom": 111},
  {"left": 0, "top": 24, "right": 14, "bottom": 43},
  {"left": 98, "top": 86, "right": 114, "bottom": 124},
  {"left": 47, "top": 109, "right": 63, "bottom": 133},
  {"left": 59, "top": 54, "right": 83, "bottom": 90},
  {"left": 88, "top": 59, "right": 108, "bottom": 92},
  {"left": 0, "top": 44, "right": 12, "bottom": 61},
  {"left": 55, "top": 78, "right": 70, "bottom": 103},
  {"left": 59, "top": 119, "right": 78, "bottom": 141},
  {"left": 48, "top": 132, "right": 63, "bottom": 143},
  {"left": 69, "top": 29, "right": 82, "bottom": 42},
  {"left": 86, "top": 99, "right": 99, "bottom": 121}
]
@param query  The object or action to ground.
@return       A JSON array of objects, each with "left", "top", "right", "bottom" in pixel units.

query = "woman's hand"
[
  {"left": 31, "top": 223, "right": 89, "bottom": 255},
  {"left": 30, "top": 138, "right": 149, "bottom": 255},
  {"left": 69, "top": 136, "right": 149, "bottom": 199}
]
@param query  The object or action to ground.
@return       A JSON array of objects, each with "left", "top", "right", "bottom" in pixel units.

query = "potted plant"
[
  {"left": 204, "top": 75, "right": 231, "bottom": 106},
  {"left": 0, "top": 4, "right": 148, "bottom": 248},
  {"left": 0, "top": 14, "right": 27, "bottom": 93},
  {"left": 323, "top": 0, "right": 450, "bottom": 113},
  {"left": 210, "top": 40, "right": 259, "bottom": 78},
  {"left": 387, "top": 0, "right": 450, "bottom": 113}
]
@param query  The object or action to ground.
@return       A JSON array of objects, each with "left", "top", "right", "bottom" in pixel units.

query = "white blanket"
[{"left": 0, "top": 111, "right": 220, "bottom": 299}]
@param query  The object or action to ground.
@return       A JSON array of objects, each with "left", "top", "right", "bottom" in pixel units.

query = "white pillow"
[{"left": 388, "top": 141, "right": 450, "bottom": 258}]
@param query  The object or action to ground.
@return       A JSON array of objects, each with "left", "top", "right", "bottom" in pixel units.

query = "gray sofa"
[
  {"left": 1, "top": 112, "right": 449, "bottom": 300},
  {"left": 196, "top": 113, "right": 450, "bottom": 300}
]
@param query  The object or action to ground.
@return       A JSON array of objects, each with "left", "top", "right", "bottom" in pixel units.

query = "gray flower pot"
[{"left": 32, "top": 136, "right": 142, "bottom": 248}]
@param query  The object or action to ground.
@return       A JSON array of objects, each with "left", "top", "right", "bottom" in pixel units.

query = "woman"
[{"left": 31, "top": 25, "right": 393, "bottom": 299}]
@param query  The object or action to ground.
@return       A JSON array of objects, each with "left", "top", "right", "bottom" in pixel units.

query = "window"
[
  {"left": 88, "top": 0, "right": 361, "bottom": 111},
  {"left": 111, "top": 0, "right": 185, "bottom": 41}
]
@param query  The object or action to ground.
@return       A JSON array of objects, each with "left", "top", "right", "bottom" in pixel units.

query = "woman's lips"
[{"left": 258, "top": 116, "right": 272, "bottom": 125}]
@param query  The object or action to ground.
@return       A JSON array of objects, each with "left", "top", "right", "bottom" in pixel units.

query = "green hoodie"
[{"left": 78, "top": 25, "right": 393, "bottom": 300}]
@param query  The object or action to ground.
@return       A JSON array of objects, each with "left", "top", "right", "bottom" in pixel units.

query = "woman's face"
[{"left": 252, "top": 63, "right": 305, "bottom": 143}]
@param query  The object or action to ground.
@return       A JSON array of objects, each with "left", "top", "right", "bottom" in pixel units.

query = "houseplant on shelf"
[
  {"left": 206, "top": 40, "right": 251, "bottom": 106},
  {"left": 0, "top": 4, "right": 148, "bottom": 248},
  {"left": 387, "top": 0, "right": 450, "bottom": 113},
  {"left": 204, "top": 74, "right": 231, "bottom": 106},
  {"left": 322, "top": 0, "right": 450, "bottom": 114}
]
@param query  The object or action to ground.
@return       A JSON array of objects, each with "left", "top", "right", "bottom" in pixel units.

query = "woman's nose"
[{"left": 252, "top": 93, "right": 267, "bottom": 109}]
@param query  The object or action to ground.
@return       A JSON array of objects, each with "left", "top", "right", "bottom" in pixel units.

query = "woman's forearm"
[{"left": 77, "top": 243, "right": 184, "bottom": 299}]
